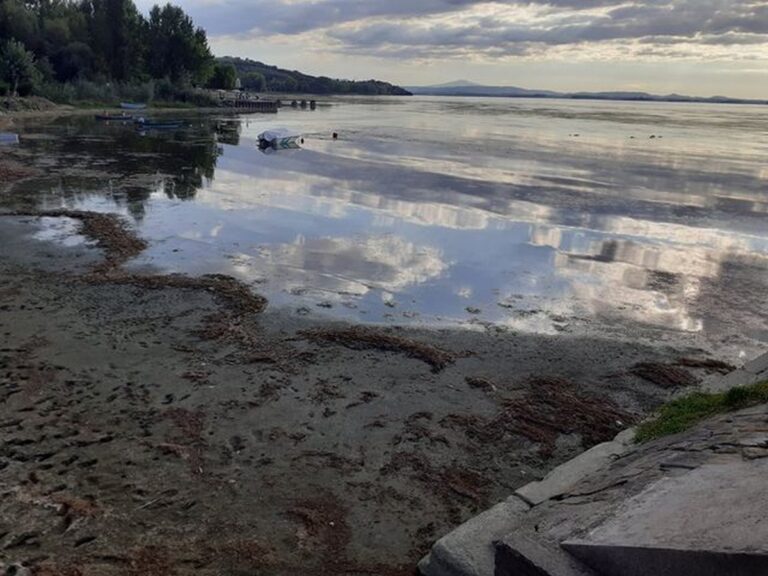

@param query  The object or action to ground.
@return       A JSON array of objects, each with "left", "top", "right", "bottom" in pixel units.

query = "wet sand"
[
  {"left": 0, "top": 210, "right": 744, "bottom": 575},
  {"left": 0, "top": 109, "right": 764, "bottom": 574}
]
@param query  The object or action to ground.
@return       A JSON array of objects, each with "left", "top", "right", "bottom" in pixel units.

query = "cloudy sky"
[{"left": 136, "top": 0, "right": 768, "bottom": 98}]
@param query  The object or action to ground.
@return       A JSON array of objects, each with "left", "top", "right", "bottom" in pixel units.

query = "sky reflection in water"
[{"left": 19, "top": 97, "right": 768, "bottom": 335}]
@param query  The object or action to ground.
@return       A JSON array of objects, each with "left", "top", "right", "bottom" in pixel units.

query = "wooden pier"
[{"left": 222, "top": 98, "right": 278, "bottom": 113}]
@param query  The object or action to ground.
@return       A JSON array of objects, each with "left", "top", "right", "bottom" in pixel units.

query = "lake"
[{"left": 9, "top": 96, "right": 768, "bottom": 343}]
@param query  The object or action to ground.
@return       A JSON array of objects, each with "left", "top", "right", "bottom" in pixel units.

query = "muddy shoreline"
[
  {"left": 1, "top": 110, "right": 766, "bottom": 574},
  {"left": 0, "top": 208, "right": 747, "bottom": 575}
]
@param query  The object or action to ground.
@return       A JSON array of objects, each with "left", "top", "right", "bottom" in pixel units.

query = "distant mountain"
[
  {"left": 407, "top": 84, "right": 559, "bottom": 98},
  {"left": 406, "top": 82, "right": 767, "bottom": 105},
  {"left": 221, "top": 57, "right": 412, "bottom": 96},
  {"left": 427, "top": 80, "right": 482, "bottom": 88}
]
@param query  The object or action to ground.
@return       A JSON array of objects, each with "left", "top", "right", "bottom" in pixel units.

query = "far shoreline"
[{"left": 406, "top": 91, "right": 768, "bottom": 106}]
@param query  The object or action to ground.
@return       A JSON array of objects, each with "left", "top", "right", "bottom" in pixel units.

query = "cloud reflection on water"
[{"left": 14, "top": 98, "right": 768, "bottom": 340}]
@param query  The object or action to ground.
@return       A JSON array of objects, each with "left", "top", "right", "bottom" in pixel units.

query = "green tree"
[
  {"left": 240, "top": 71, "right": 265, "bottom": 92},
  {"left": 52, "top": 41, "right": 95, "bottom": 81},
  {"left": 81, "top": 0, "right": 145, "bottom": 81},
  {"left": 147, "top": 3, "right": 213, "bottom": 85},
  {"left": 0, "top": 0, "right": 38, "bottom": 48},
  {"left": 209, "top": 63, "right": 237, "bottom": 90},
  {"left": 0, "top": 39, "right": 38, "bottom": 95}
]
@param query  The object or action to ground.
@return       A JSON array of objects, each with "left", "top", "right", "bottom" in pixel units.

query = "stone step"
[
  {"left": 561, "top": 459, "right": 768, "bottom": 576},
  {"left": 418, "top": 496, "right": 530, "bottom": 576},
  {"left": 562, "top": 543, "right": 768, "bottom": 576},
  {"left": 495, "top": 533, "right": 598, "bottom": 576}
]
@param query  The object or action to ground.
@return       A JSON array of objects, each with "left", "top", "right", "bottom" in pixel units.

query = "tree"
[
  {"left": 52, "top": 41, "right": 95, "bottom": 81},
  {"left": 240, "top": 71, "right": 265, "bottom": 92},
  {"left": 0, "top": 39, "right": 38, "bottom": 95},
  {"left": 208, "top": 63, "right": 237, "bottom": 90},
  {"left": 81, "top": 0, "right": 145, "bottom": 81},
  {"left": 147, "top": 4, "right": 213, "bottom": 86},
  {"left": 0, "top": 0, "right": 38, "bottom": 48}
]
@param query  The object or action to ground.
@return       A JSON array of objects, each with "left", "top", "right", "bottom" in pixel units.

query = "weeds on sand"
[
  {"left": 635, "top": 380, "right": 768, "bottom": 443},
  {"left": 675, "top": 357, "right": 735, "bottom": 374},
  {"left": 631, "top": 362, "right": 699, "bottom": 388},
  {"left": 299, "top": 327, "right": 454, "bottom": 372},
  {"left": 3, "top": 210, "right": 268, "bottom": 314},
  {"left": 451, "top": 377, "right": 633, "bottom": 457},
  {"left": 5, "top": 209, "right": 146, "bottom": 271},
  {"left": 94, "top": 274, "right": 267, "bottom": 315}
]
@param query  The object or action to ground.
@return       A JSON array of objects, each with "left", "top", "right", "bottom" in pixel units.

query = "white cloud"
[{"left": 137, "top": 0, "right": 768, "bottom": 98}]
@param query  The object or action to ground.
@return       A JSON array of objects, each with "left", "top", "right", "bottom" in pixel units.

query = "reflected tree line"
[{"left": 20, "top": 115, "right": 240, "bottom": 219}]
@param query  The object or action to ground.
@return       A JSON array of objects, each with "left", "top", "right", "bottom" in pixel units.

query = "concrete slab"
[
  {"left": 562, "top": 459, "right": 768, "bottom": 576},
  {"left": 744, "top": 351, "right": 768, "bottom": 377},
  {"left": 418, "top": 497, "right": 530, "bottom": 576},
  {"left": 421, "top": 353, "right": 768, "bottom": 576},
  {"left": 703, "top": 351, "right": 768, "bottom": 392},
  {"left": 562, "top": 543, "right": 768, "bottom": 576},
  {"left": 516, "top": 440, "right": 630, "bottom": 506},
  {"left": 495, "top": 533, "right": 598, "bottom": 576},
  {"left": 703, "top": 368, "right": 762, "bottom": 392}
]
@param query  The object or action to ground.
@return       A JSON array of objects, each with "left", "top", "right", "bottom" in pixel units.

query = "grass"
[{"left": 635, "top": 380, "right": 768, "bottom": 443}]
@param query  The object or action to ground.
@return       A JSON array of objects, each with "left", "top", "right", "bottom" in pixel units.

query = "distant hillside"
[
  {"left": 408, "top": 84, "right": 559, "bottom": 98},
  {"left": 221, "top": 57, "right": 411, "bottom": 96},
  {"left": 406, "top": 82, "right": 767, "bottom": 105}
]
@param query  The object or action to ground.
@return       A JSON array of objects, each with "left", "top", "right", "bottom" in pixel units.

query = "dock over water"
[{"left": 221, "top": 98, "right": 278, "bottom": 113}]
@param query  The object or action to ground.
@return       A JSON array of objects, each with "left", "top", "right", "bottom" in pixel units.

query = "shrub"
[{"left": 636, "top": 380, "right": 768, "bottom": 442}]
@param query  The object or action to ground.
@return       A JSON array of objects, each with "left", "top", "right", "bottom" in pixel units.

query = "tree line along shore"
[{"left": 0, "top": 0, "right": 410, "bottom": 108}]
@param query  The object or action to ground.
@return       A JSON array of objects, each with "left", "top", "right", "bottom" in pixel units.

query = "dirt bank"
[
  {"left": 0, "top": 213, "right": 738, "bottom": 575},
  {"left": 1, "top": 96, "right": 62, "bottom": 114}
]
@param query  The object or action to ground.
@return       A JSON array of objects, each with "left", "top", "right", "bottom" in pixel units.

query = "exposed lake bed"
[{"left": 1, "top": 97, "right": 766, "bottom": 573}]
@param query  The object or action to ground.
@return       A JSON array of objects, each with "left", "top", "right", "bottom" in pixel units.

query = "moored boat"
[
  {"left": 120, "top": 102, "right": 147, "bottom": 110},
  {"left": 258, "top": 128, "right": 302, "bottom": 149},
  {"left": 0, "top": 132, "right": 19, "bottom": 145}
]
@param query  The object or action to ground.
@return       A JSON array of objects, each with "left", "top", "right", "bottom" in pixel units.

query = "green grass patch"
[{"left": 635, "top": 380, "right": 768, "bottom": 443}]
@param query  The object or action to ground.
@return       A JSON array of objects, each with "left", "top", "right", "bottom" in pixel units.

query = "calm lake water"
[{"left": 10, "top": 96, "right": 768, "bottom": 338}]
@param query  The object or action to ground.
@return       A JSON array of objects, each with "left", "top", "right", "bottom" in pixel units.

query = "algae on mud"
[{"left": 0, "top": 219, "right": 722, "bottom": 573}]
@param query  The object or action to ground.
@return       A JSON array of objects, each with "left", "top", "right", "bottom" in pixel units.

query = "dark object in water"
[
  {"left": 95, "top": 113, "right": 132, "bottom": 121},
  {"left": 332, "top": 132, "right": 338, "bottom": 140},
  {"left": 134, "top": 118, "right": 184, "bottom": 130}
]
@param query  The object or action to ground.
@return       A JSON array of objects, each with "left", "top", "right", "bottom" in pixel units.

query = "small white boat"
[
  {"left": 258, "top": 128, "right": 302, "bottom": 149},
  {"left": 120, "top": 102, "right": 147, "bottom": 111},
  {"left": 0, "top": 132, "right": 19, "bottom": 145}
]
